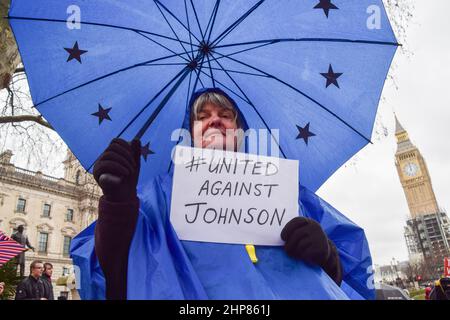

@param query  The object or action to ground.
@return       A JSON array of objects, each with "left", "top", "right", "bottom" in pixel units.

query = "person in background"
[
  {"left": 15, "top": 260, "right": 51, "bottom": 300},
  {"left": 425, "top": 285, "right": 432, "bottom": 300},
  {"left": 42, "top": 262, "right": 55, "bottom": 300},
  {"left": 430, "top": 277, "right": 450, "bottom": 300}
]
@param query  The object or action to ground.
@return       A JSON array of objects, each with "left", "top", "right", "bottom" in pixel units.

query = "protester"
[
  {"left": 72, "top": 88, "right": 374, "bottom": 300},
  {"left": 15, "top": 260, "right": 52, "bottom": 300},
  {"left": 425, "top": 286, "right": 432, "bottom": 300},
  {"left": 430, "top": 278, "right": 450, "bottom": 300},
  {"left": 42, "top": 262, "right": 55, "bottom": 300}
]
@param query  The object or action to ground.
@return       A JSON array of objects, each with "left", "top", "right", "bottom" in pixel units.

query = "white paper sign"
[{"left": 170, "top": 146, "right": 299, "bottom": 246}]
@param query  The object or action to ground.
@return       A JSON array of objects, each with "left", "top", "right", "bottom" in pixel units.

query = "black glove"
[
  {"left": 93, "top": 138, "right": 141, "bottom": 202},
  {"left": 281, "top": 217, "right": 342, "bottom": 285}
]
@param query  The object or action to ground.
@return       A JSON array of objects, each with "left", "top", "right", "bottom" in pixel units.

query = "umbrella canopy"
[{"left": 8, "top": 0, "right": 398, "bottom": 191}]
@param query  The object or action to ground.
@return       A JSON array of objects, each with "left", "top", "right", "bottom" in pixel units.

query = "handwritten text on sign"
[{"left": 170, "top": 146, "right": 299, "bottom": 246}]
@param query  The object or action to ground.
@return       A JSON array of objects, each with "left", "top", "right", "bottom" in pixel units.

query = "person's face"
[
  {"left": 192, "top": 103, "right": 239, "bottom": 151},
  {"left": 31, "top": 263, "right": 44, "bottom": 278},
  {"left": 0, "top": 282, "right": 4, "bottom": 295},
  {"left": 44, "top": 266, "right": 53, "bottom": 278}
]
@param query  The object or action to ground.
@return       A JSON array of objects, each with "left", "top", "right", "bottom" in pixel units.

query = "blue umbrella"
[{"left": 8, "top": 0, "right": 398, "bottom": 192}]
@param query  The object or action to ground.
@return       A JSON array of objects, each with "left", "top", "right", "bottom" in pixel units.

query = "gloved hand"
[
  {"left": 281, "top": 217, "right": 342, "bottom": 285},
  {"left": 281, "top": 217, "right": 330, "bottom": 266},
  {"left": 93, "top": 138, "right": 141, "bottom": 202}
]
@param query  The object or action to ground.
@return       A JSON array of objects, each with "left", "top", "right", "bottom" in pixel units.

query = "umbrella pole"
[
  {"left": 99, "top": 60, "right": 200, "bottom": 186},
  {"left": 99, "top": 66, "right": 193, "bottom": 187},
  {"left": 134, "top": 66, "right": 192, "bottom": 140}
]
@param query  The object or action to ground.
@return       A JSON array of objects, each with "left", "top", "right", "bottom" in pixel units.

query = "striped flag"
[{"left": 0, "top": 230, "right": 26, "bottom": 267}]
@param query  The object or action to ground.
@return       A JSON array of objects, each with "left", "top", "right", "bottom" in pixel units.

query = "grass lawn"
[{"left": 410, "top": 288, "right": 426, "bottom": 300}]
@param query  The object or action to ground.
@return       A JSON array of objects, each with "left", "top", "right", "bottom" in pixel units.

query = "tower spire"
[
  {"left": 394, "top": 113, "right": 406, "bottom": 134},
  {"left": 394, "top": 114, "right": 414, "bottom": 153}
]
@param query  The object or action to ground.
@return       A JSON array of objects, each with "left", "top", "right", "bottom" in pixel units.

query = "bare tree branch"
[{"left": 0, "top": 114, "right": 53, "bottom": 130}]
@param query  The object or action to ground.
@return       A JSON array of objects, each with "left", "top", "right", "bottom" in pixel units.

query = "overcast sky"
[
  {"left": 317, "top": 0, "right": 450, "bottom": 266},
  {"left": 2, "top": 1, "right": 449, "bottom": 267}
]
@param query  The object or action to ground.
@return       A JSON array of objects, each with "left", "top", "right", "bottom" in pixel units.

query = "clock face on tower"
[{"left": 403, "top": 162, "right": 419, "bottom": 177}]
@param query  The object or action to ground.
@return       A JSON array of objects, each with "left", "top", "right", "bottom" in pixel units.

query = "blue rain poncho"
[{"left": 71, "top": 89, "right": 374, "bottom": 300}]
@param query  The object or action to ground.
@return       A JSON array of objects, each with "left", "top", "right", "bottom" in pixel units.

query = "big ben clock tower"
[
  {"left": 395, "top": 116, "right": 450, "bottom": 269},
  {"left": 394, "top": 116, "right": 440, "bottom": 218}
]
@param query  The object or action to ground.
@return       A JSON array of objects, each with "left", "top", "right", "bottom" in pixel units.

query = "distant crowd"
[{"left": 0, "top": 260, "right": 67, "bottom": 300}]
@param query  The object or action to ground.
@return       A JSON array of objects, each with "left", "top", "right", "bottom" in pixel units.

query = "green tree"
[{"left": 0, "top": 260, "right": 21, "bottom": 300}]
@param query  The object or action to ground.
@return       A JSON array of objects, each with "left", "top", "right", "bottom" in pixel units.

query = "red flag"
[{"left": 0, "top": 230, "right": 27, "bottom": 267}]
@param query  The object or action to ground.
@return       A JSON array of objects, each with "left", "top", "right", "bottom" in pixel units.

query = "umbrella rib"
[
  {"left": 210, "top": 0, "right": 266, "bottom": 48},
  {"left": 132, "top": 53, "right": 206, "bottom": 142},
  {"left": 188, "top": 0, "right": 205, "bottom": 40},
  {"left": 212, "top": 50, "right": 372, "bottom": 144},
  {"left": 213, "top": 42, "right": 279, "bottom": 65},
  {"left": 33, "top": 51, "right": 193, "bottom": 108},
  {"left": 153, "top": 0, "right": 202, "bottom": 44},
  {"left": 191, "top": 56, "right": 206, "bottom": 96},
  {"left": 206, "top": 55, "right": 216, "bottom": 87},
  {"left": 195, "top": 69, "right": 206, "bottom": 89},
  {"left": 197, "top": 68, "right": 251, "bottom": 106},
  {"left": 142, "top": 63, "right": 189, "bottom": 67},
  {"left": 191, "top": 55, "right": 207, "bottom": 90},
  {"left": 166, "top": 71, "right": 194, "bottom": 174},
  {"left": 208, "top": 0, "right": 221, "bottom": 44},
  {"left": 204, "top": 0, "right": 221, "bottom": 44},
  {"left": 87, "top": 69, "right": 191, "bottom": 171},
  {"left": 184, "top": 0, "right": 195, "bottom": 58},
  {"left": 186, "top": 71, "right": 193, "bottom": 116},
  {"left": 135, "top": 31, "right": 191, "bottom": 62},
  {"left": 207, "top": 67, "right": 268, "bottom": 78},
  {"left": 214, "top": 38, "right": 401, "bottom": 49},
  {"left": 7, "top": 16, "right": 198, "bottom": 48},
  {"left": 132, "top": 68, "right": 191, "bottom": 140},
  {"left": 153, "top": 0, "right": 193, "bottom": 60},
  {"left": 117, "top": 69, "right": 184, "bottom": 138},
  {"left": 210, "top": 57, "right": 287, "bottom": 159},
  {"left": 122, "top": 65, "right": 204, "bottom": 171}
]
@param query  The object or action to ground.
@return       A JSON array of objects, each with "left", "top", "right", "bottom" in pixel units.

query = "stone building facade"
[{"left": 0, "top": 149, "right": 101, "bottom": 299}]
